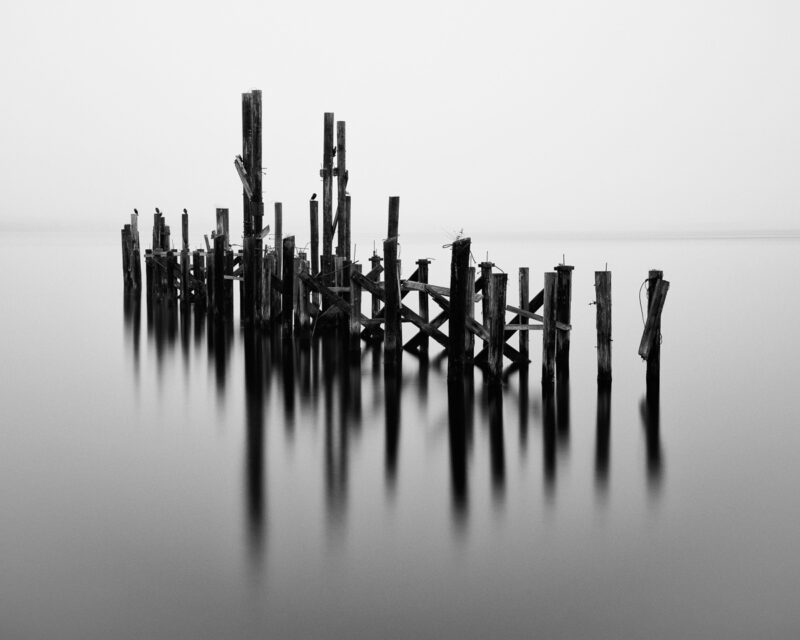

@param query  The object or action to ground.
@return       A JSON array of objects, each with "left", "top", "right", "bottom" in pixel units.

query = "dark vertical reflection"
[
  {"left": 384, "top": 364, "right": 402, "bottom": 497},
  {"left": 123, "top": 292, "right": 141, "bottom": 381},
  {"left": 595, "top": 383, "right": 612, "bottom": 498},
  {"left": 542, "top": 384, "right": 557, "bottom": 497},
  {"left": 488, "top": 387, "right": 506, "bottom": 505},
  {"left": 322, "top": 334, "right": 347, "bottom": 529},
  {"left": 518, "top": 367, "right": 529, "bottom": 455},
  {"left": 151, "top": 301, "right": 178, "bottom": 374},
  {"left": 243, "top": 328, "right": 266, "bottom": 561},
  {"left": 179, "top": 306, "right": 191, "bottom": 377},
  {"left": 281, "top": 340, "right": 295, "bottom": 434},
  {"left": 556, "top": 378, "right": 570, "bottom": 449},
  {"left": 192, "top": 304, "right": 205, "bottom": 352},
  {"left": 447, "top": 378, "right": 469, "bottom": 530},
  {"left": 641, "top": 379, "right": 664, "bottom": 498},
  {"left": 208, "top": 316, "right": 232, "bottom": 402}
]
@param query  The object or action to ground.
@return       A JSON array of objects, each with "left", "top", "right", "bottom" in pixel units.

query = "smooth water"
[{"left": 1, "top": 231, "right": 799, "bottom": 639}]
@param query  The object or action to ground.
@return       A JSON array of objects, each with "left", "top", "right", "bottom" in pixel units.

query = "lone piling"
[{"left": 595, "top": 270, "right": 612, "bottom": 384}]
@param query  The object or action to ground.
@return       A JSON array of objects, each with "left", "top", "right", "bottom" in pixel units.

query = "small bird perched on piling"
[
  {"left": 134, "top": 208, "right": 138, "bottom": 215},
  {"left": 311, "top": 193, "right": 317, "bottom": 201}
]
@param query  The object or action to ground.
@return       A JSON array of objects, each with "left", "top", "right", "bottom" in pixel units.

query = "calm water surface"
[{"left": 1, "top": 230, "right": 799, "bottom": 639}]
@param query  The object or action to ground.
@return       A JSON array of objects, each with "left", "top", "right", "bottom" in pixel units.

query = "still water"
[{"left": 1, "top": 230, "right": 799, "bottom": 639}]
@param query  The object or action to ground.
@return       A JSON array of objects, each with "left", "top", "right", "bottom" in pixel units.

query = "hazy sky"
[{"left": 1, "top": 0, "right": 798, "bottom": 238}]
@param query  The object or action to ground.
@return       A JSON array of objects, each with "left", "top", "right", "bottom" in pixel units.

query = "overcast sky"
[{"left": 1, "top": 0, "right": 798, "bottom": 238}]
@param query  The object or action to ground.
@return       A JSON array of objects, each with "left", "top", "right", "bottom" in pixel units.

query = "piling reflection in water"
[
  {"left": 128, "top": 304, "right": 670, "bottom": 549},
  {"left": 123, "top": 292, "right": 141, "bottom": 381},
  {"left": 595, "top": 384, "right": 612, "bottom": 498},
  {"left": 641, "top": 379, "right": 664, "bottom": 498}
]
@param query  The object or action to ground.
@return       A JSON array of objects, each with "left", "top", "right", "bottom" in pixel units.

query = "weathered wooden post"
[
  {"left": 130, "top": 211, "right": 141, "bottom": 290},
  {"left": 416, "top": 259, "right": 431, "bottom": 355},
  {"left": 349, "top": 263, "right": 362, "bottom": 355},
  {"left": 297, "top": 257, "right": 311, "bottom": 335},
  {"left": 145, "top": 249, "right": 154, "bottom": 304},
  {"left": 487, "top": 273, "right": 508, "bottom": 386},
  {"left": 336, "top": 120, "right": 347, "bottom": 258},
  {"left": 465, "top": 266, "right": 475, "bottom": 362},
  {"left": 179, "top": 209, "right": 189, "bottom": 306},
  {"left": 321, "top": 113, "right": 335, "bottom": 289},
  {"left": 387, "top": 196, "right": 400, "bottom": 239},
  {"left": 369, "top": 252, "right": 383, "bottom": 321},
  {"left": 639, "top": 271, "right": 669, "bottom": 386},
  {"left": 519, "top": 267, "right": 529, "bottom": 363},
  {"left": 243, "top": 235, "right": 255, "bottom": 324},
  {"left": 447, "top": 237, "right": 471, "bottom": 381},
  {"left": 479, "top": 261, "right": 494, "bottom": 336},
  {"left": 263, "top": 252, "right": 275, "bottom": 324},
  {"left": 554, "top": 264, "right": 573, "bottom": 378},
  {"left": 192, "top": 250, "right": 206, "bottom": 307},
  {"left": 383, "top": 237, "right": 401, "bottom": 367},
  {"left": 595, "top": 270, "right": 612, "bottom": 384},
  {"left": 274, "top": 203, "right": 283, "bottom": 287},
  {"left": 282, "top": 236, "right": 295, "bottom": 339},
  {"left": 344, "top": 195, "right": 352, "bottom": 262},
  {"left": 252, "top": 202, "right": 264, "bottom": 325},
  {"left": 542, "top": 272, "right": 557, "bottom": 385},
  {"left": 310, "top": 198, "right": 320, "bottom": 307},
  {"left": 213, "top": 233, "right": 226, "bottom": 317}
]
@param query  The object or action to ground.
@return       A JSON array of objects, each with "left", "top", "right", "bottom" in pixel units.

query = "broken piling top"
[{"left": 639, "top": 277, "right": 669, "bottom": 362}]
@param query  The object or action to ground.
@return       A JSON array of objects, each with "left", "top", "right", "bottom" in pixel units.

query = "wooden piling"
[
  {"left": 447, "top": 237, "right": 471, "bottom": 381},
  {"left": 192, "top": 250, "right": 206, "bottom": 307},
  {"left": 274, "top": 203, "right": 283, "bottom": 283},
  {"left": 519, "top": 267, "right": 529, "bottom": 363},
  {"left": 263, "top": 252, "right": 274, "bottom": 324},
  {"left": 639, "top": 273, "right": 669, "bottom": 382},
  {"left": 349, "top": 263, "right": 362, "bottom": 354},
  {"left": 369, "top": 252, "right": 382, "bottom": 321},
  {"left": 487, "top": 273, "right": 508, "bottom": 386},
  {"left": 466, "top": 266, "right": 476, "bottom": 362},
  {"left": 216, "top": 208, "right": 229, "bottom": 247},
  {"left": 282, "top": 236, "right": 295, "bottom": 339},
  {"left": 383, "top": 237, "right": 401, "bottom": 366},
  {"left": 297, "top": 258, "right": 311, "bottom": 335},
  {"left": 344, "top": 195, "right": 352, "bottom": 262},
  {"left": 416, "top": 259, "right": 430, "bottom": 356},
  {"left": 250, "top": 90, "right": 263, "bottom": 234},
  {"left": 479, "top": 262, "right": 494, "bottom": 335},
  {"left": 554, "top": 265, "right": 574, "bottom": 378},
  {"left": 241, "top": 92, "right": 253, "bottom": 235},
  {"left": 310, "top": 199, "right": 320, "bottom": 307},
  {"left": 214, "top": 234, "right": 226, "bottom": 317},
  {"left": 336, "top": 120, "right": 347, "bottom": 257},
  {"left": 387, "top": 196, "right": 400, "bottom": 239},
  {"left": 595, "top": 270, "right": 612, "bottom": 384},
  {"left": 322, "top": 113, "right": 334, "bottom": 287},
  {"left": 542, "top": 272, "right": 557, "bottom": 385},
  {"left": 242, "top": 235, "right": 255, "bottom": 325},
  {"left": 180, "top": 210, "right": 189, "bottom": 306}
]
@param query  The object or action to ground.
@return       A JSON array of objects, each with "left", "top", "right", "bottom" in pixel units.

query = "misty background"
[{"left": 1, "top": 0, "right": 798, "bottom": 239}]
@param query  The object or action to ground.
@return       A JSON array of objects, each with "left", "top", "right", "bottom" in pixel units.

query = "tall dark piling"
[
  {"left": 336, "top": 120, "right": 347, "bottom": 258},
  {"left": 180, "top": 210, "right": 190, "bottom": 306},
  {"left": 479, "top": 262, "right": 494, "bottom": 335},
  {"left": 383, "top": 237, "right": 401, "bottom": 367},
  {"left": 344, "top": 195, "right": 352, "bottom": 262},
  {"left": 275, "top": 203, "right": 283, "bottom": 285},
  {"left": 542, "top": 272, "right": 557, "bottom": 385},
  {"left": 213, "top": 233, "right": 226, "bottom": 317},
  {"left": 595, "top": 270, "right": 612, "bottom": 384},
  {"left": 310, "top": 198, "right": 320, "bottom": 307},
  {"left": 263, "top": 252, "right": 274, "bottom": 324},
  {"left": 487, "top": 273, "right": 508, "bottom": 386},
  {"left": 554, "top": 264, "right": 573, "bottom": 378},
  {"left": 465, "top": 267, "right": 476, "bottom": 362},
  {"left": 416, "top": 259, "right": 430, "bottom": 356},
  {"left": 297, "top": 257, "right": 311, "bottom": 335},
  {"left": 349, "top": 264, "right": 362, "bottom": 355},
  {"left": 518, "top": 267, "right": 529, "bottom": 363},
  {"left": 322, "top": 113, "right": 334, "bottom": 286},
  {"left": 282, "top": 236, "right": 295, "bottom": 339},
  {"left": 370, "top": 252, "right": 383, "bottom": 321},
  {"left": 447, "top": 237, "right": 471, "bottom": 381}
]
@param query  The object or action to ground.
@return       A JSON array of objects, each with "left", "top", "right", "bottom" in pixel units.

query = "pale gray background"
[{"left": 1, "top": 0, "right": 798, "bottom": 237}]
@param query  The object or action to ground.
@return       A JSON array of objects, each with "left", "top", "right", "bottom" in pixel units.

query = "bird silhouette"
[
  {"left": 311, "top": 193, "right": 317, "bottom": 201},
  {"left": 183, "top": 208, "right": 187, "bottom": 214},
  {"left": 134, "top": 208, "right": 138, "bottom": 215}
]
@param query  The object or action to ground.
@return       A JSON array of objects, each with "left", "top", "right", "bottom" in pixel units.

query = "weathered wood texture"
[
  {"left": 282, "top": 236, "right": 295, "bottom": 339},
  {"left": 639, "top": 275, "right": 669, "bottom": 363},
  {"left": 554, "top": 265, "right": 573, "bottom": 378},
  {"left": 447, "top": 237, "right": 471, "bottom": 381},
  {"left": 322, "top": 113, "right": 334, "bottom": 285},
  {"left": 487, "top": 273, "right": 508, "bottom": 386},
  {"left": 518, "top": 267, "right": 529, "bottom": 362},
  {"left": 383, "top": 237, "right": 401, "bottom": 366},
  {"left": 595, "top": 271, "right": 612, "bottom": 383},
  {"left": 416, "top": 259, "right": 430, "bottom": 355},
  {"left": 541, "top": 272, "right": 557, "bottom": 384}
]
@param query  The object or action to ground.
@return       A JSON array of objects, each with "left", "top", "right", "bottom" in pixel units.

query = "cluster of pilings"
[{"left": 120, "top": 88, "right": 670, "bottom": 390}]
